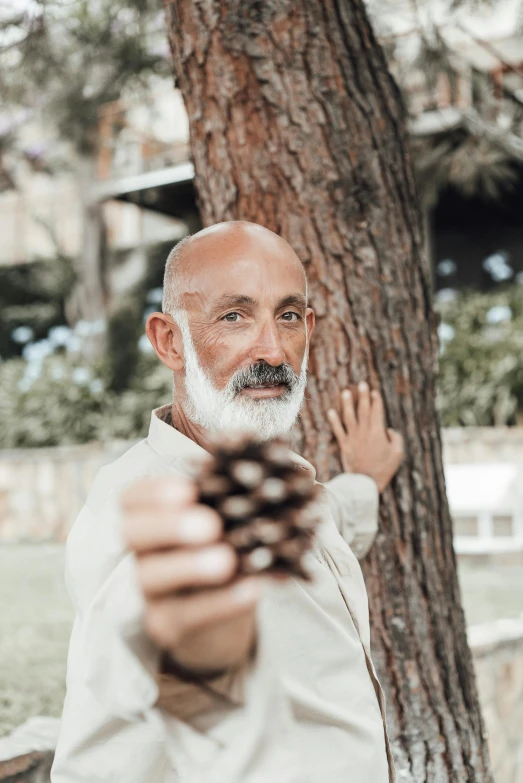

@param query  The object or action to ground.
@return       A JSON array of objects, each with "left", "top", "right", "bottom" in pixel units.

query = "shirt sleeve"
[
  {"left": 53, "top": 494, "right": 302, "bottom": 783},
  {"left": 322, "top": 473, "right": 379, "bottom": 559}
]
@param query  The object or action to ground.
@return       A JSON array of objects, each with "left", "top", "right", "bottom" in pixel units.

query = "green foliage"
[
  {"left": 0, "top": 255, "right": 75, "bottom": 358},
  {"left": 106, "top": 295, "right": 144, "bottom": 393},
  {"left": 0, "top": 0, "right": 169, "bottom": 158},
  {"left": 437, "top": 286, "right": 523, "bottom": 425},
  {"left": 0, "top": 352, "right": 172, "bottom": 449},
  {"left": 414, "top": 132, "right": 520, "bottom": 203},
  {"left": 0, "top": 358, "right": 106, "bottom": 447},
  {"left": 105, "top": 240, "right": 174, "bottom": 392},
  {"left": 0, "top": 239, "right": 180, "bottom": 448},
  {"left": 3, "top": 284, "right": 523, "bottom": 448}
]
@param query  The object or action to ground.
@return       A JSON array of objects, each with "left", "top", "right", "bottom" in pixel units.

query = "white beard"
[{"left": 174, "top": 311, "right": 308, "bottom": 441}]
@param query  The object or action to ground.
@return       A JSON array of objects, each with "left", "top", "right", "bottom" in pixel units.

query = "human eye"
[
  {"left": 280, "top": 311, "right": 301, "bottom": 322},
  {"left": 222, "top": 312, "right": 242, "bottom": 322}
]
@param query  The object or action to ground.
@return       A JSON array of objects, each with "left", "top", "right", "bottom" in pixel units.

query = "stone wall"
[
  {"left": 2, "top": 427, "right": 523, "bottom": 542},
  {"left": 443, "top": 427, "right": 523, "bottom": 464},
  {"left": 0, "top": 441, "right": 132, "bottom": 541},
  {"left": 469, "top": 616, "right": 523, "bottom": 783}
]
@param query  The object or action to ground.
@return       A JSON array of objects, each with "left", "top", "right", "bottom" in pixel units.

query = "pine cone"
[{"left": 195, "top": 434, "right": 321, "bottom": 580}]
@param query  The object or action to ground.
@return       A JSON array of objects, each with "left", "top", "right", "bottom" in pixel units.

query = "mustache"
[{"left": 231, "top": 362, "right": 299, "bottom": 392}]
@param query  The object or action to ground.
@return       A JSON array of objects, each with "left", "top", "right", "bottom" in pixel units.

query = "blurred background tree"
[
  {"left": 368, "top": 0, "right": 523, "bottom": 205},
  {"left": 0, "top": 0, "right": 170, "bottom": 358}
]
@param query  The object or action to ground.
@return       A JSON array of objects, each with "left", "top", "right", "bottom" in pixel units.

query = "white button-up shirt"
[{"left": 51, "top": 407, "right": 394, "bottom": 783}]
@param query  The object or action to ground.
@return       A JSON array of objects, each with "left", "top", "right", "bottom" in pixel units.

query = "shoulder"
[
  {"left": 65, "top": 438, "right": 181, "bottom": 606},
  {"left": 84, "top": 438, "right": 171, "bottom": 514}
]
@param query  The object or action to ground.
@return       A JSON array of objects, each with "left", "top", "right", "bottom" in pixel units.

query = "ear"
[
  {"left": 305, "top": 307, "right": 315, "bottom": 343},
  {"left": 145, "top": 313, "right": 184, "bottom": 372}
]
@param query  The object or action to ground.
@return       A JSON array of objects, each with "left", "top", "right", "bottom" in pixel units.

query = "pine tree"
[{"left": 164, "top": 0, "right": 493, "bottom": 779}]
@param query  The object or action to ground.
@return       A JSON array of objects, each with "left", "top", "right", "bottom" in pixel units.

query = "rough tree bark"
[{"left": 164, "top": 1, "right": 492, "bottom": 780}]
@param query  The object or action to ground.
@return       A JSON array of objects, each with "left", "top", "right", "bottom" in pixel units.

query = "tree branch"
[{"left": 461, "top": 107, "right": 523, "bottom": 162}]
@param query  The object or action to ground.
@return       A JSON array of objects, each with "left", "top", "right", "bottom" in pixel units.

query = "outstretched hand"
[
  {"left": 122, "top": 476, "right": 264, "bottom": 676},
  {"left": 327, "top": 382, "right": 404, "bottom": 493}
]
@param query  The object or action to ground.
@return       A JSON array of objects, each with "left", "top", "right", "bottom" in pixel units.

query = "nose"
[{"left": 251, "top": 317, "right": 286, "bottom": 367}]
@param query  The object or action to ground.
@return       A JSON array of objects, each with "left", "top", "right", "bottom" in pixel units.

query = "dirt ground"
[{"left": 0, "top": 543, "right": 522, "bottom": 737}]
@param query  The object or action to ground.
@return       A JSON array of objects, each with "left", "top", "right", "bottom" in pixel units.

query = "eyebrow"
[
  {"left": 277, "top": 294, "right": 307, "bottom": 310},
  {"left": 211, "top": 293, "right": 307, "bottom": 312}
]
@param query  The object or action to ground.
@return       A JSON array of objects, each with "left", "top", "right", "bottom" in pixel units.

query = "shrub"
[
  {"left": 436, "top": 286, "right": 523, "bottom": 426},
  {"left": 2, "top": 284, "right": 523, "bottom": 448},
  {"left": 0, "top": 350, "right": 172, "bottom": 448},
  {"left": 0, "top": 255, "right": 75, "bottom": 360}
]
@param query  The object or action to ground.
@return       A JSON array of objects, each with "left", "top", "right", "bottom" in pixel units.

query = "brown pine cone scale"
[{"left": 195, "top": 435, "right": 321, "bottom": 580}]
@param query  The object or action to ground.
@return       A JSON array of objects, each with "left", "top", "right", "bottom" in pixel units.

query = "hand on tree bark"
[{"left": 328, "top": 382, "right": 404, "bottom": 493}]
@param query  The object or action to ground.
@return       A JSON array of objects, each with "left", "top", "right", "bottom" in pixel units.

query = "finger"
[
  {"left": 341, "top": 389, "right": 357, "bottom": 433},
  {"left": 356, "top": 381, "right": 370, "bottom": 427},
  {"left": 145, "top": 577, "right": 265, "bottom": 650},
  {"left": 122, "top": 475, "right": 197, "bottom": 512},
  {"left": 124, "top": 505, "right": 223, "bottom": 552},
  {"left": 387, "top": 429, "right": 405, "bottom": 459},
  {"left": 327, "top": 408, "right": 346, "bottom": 443},
  {"left": 137, "top": 544, "right": 237, "bottom": 597},
  {"left": 370, "top": 389, "right": 386, "bottom": 429}
]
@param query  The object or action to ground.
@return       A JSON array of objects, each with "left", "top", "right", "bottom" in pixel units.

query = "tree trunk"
[
  {"left": 164, "top": 1, "right": 492, "bottom": 780},
  {"left": 65, "top": 157, "right": 108, "bottom": 360}
]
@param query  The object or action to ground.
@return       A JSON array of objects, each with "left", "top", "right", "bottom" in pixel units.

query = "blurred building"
[
  {"left": 447, "top": 463, "right": 523, "bottom": 558},
  {"left": 2, "top": 1, "right": 523, "bottom": 292},
  {"left": 95, "top": 89, "right": 197, "bottom": 231},
  {"left": 0, "top": 89, "right": 191, "bottom": 280},
  {"left": 375, "top": 0, "right": 523, "bottom": 290}
]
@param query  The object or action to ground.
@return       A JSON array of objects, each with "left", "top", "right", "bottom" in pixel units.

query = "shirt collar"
[
  {"left": 147, "top": 404, "right": 316, "bottom": 481},
  {"left": 148, "top": 404, "right": 208, "bottom": 463}
]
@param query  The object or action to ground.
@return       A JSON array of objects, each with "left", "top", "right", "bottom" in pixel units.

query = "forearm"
[{"left": 322, "top": 472, "right": 379, "bottom": 558}]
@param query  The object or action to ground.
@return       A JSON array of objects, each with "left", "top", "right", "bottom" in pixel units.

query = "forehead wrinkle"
[{"left": 171, "top": 225, "right": 308, "bottom": 315}]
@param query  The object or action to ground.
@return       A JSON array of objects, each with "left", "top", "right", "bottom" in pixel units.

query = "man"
[{"left": 52, "top": 221, "right": 403, "bottom": 783}]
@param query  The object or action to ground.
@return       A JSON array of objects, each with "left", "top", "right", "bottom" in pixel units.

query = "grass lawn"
[
  {"left": 457, "top": 558, "right": 523, "bottom": 627},
  {"left": 0, "top": 543, "right": 522, "bottom": 737},
  {"left": 0, "top": 544, "right": 73, "bottom": 737}
]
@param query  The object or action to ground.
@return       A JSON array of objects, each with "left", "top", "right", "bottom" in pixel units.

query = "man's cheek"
[
  {"left": 216, "top": 353, "right": 253, "bottom": 386},
  {"left": 209, "top": 362, "right": 239, "bottom": 391},
  {"left": 282, "top": 331, "right": 307, "bottom": 362}
]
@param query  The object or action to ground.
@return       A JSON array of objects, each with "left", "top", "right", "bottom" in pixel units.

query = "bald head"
[
  {"left": 162, "top": 221, "right": 307, "bottom": 317},
  {"left": 148, "top": 220, "right": 315, "bottom": 440}
]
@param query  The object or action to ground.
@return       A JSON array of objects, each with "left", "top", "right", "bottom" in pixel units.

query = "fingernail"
[
  {"left": 177, "top": 509, "right": 217, "bottom": 543},
  {"left": 327, "top": 408, "right": 335, "bottom": 417},
  {"left": 342, "top": 389, "right": 351, "bottom": 398},
  {"left": 197, "top": 548, "right": 232, "bottom": 575},
  {"left": 358, "top": 381, "right": 368, "bottom": 392},
  {"left": 233, "top": 579, "right": 264, "bottom": 604}
]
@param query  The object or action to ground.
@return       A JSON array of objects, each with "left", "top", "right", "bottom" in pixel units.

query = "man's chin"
[{"left": 226, "top": 398, "right": 299, "bottom": 441}]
